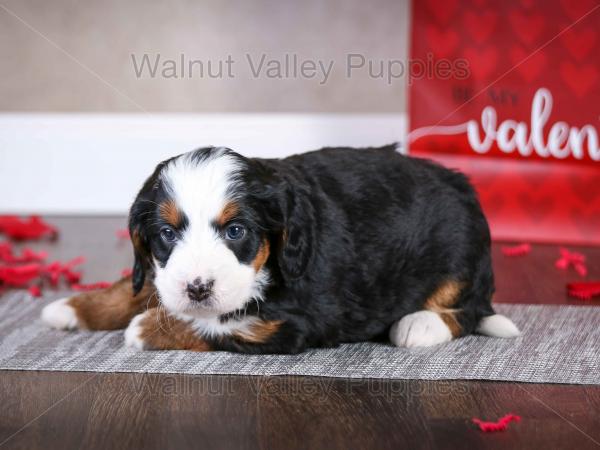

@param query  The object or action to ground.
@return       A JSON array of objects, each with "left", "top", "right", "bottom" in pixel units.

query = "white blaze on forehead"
[
  {"left": 153, "top": 148, "right": 260, "bottom": 319},
  {"left": 160, "top": 149, "right": 240, "bottom": 222}
]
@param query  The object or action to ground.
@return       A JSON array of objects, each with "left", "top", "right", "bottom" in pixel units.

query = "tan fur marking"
[
  {"left": 70, "top": 276, "right": 158, "bottom": 330},
  {"left": 252, "top": 239, "right": 270, "bottom": 272},
  {"left": 137, "top": 308, "right": 212, "bottom": 351},
  {"left": 233, "top": 319, "right": 283, "bottom": 344},
  {"left": 424, "top": 280, "right": 464, "bottom": 337},
  {"left": 217, "top": 201, "right": 239, "bottom": 226},
  {"left": 159, "top": 200, "right": 182, "bottom": 227}
]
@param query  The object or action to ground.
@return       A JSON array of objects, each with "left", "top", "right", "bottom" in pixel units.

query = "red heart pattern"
[
  {"left": 464, "top": 47, "right": 498, "bottom": 80},
  {"left": 426, "top": 0, "right": 459, "bottom": 25},
  {"left": 508, "top": 10, "right": 545, "bottom": 45},
  {"left": 560, "top": 61, "right": 599, "bottom": 97},
  {"left": 463, "top": 10, "right": 498, "bottom": 44},
  {"left": 559, "top": 0, "right": 598, "bottom": 21},
  {"left": 410, "top": 0, "right": 600, "bottom": 244},
  {"left": 560, "top": 27, "right": 597, "bottom": 61},
  {"left": 510, "top": 46, "right": 547, "bottom": 82},
  {"left": 426, "top": 26, "right": 459, "bottom": 58}
]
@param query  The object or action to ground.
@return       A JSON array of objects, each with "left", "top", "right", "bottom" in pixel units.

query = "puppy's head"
[{"left": 128, "top": 147, "right": 314, "bottom": 318}]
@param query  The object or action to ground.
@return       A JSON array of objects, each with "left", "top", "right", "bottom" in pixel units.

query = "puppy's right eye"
[{"left": 160, "top": 227, "right": 177, "bottom": 243}]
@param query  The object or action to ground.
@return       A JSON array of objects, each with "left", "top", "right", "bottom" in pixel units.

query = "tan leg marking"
[
  {"left": 70, "top": 276, "right": 158, "bottom": 330},
  {"left": 423, "top": 280, "right": 464, "bottom": 337},
  {"left": 133, "top": 308, "right": 211, "bottom": 351},
  {"left": 232, "top": 319, "right": 283, "bottom": 344}
]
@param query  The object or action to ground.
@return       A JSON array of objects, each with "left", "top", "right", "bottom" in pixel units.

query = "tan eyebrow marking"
[
  {"left": 217, "top": 201, "right": 239, "bottom": 226},
  {"left": 158, "top": 200, "right": 183, "bottom": 227}
]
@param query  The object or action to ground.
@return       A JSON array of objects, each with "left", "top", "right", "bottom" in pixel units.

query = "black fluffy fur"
[{"left": 130, "top": 145, "right": 497, "bottom": 354}]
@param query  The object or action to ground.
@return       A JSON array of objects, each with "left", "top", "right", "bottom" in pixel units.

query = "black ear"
[
  {"left": 129, "top": 217, "right": 150, "bottom": 295},
  {"left": 127, "top": 174, "right": 159, "bottom": 294},
  {"left": 275, "top": 183, "right": 316, "bottom": 281},
  {"left": 247, "top": 160, "right": 316, "bottom": 282}
]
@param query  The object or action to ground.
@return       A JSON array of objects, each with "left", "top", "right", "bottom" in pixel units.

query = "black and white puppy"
[{"left": 42, "top": 145, "right": 520, "bottom": 353}]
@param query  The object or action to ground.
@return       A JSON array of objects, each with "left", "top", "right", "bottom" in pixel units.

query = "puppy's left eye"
[
  {"left": 225, "top": 224, "right": 246, "bottom": 240},
  {"left": 160, "top": 226, "right": 177, "bottom": 243}
]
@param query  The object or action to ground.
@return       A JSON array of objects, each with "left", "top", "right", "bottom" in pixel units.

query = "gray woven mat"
[{"left": 0, "top": 292, "right": 598, "bottom": 384}]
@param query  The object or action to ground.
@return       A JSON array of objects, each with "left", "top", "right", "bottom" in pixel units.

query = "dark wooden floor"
[{"left": 1, "top": 217, "right": 599, "bottom": 449}]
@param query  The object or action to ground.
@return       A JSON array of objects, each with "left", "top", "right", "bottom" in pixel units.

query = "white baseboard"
[{"left": 0, "top": 113, "right": 406, "bottom": 214}]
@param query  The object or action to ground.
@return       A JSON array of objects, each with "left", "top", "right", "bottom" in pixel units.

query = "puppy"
[{"left": 42, "top": 145, "right": 520, "bottom": 353}]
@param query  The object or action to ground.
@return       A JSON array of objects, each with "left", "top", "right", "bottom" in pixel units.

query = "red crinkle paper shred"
[
  {"left": 567, "top": 282, "right": 600, "bottom": 301},
  {"left": 0, "top": 216, "right": 58, "bottom": 241},
  {"left": 0, "top": 263, "right": 42, "bottom": 287},
  {"left": 472, "top": 414, "right": 521, "bottom": 432},
  {"left": 0, "top": 242, "right": 47, "bottom": 263},
  {"left": 43, "top": 256, "right": 85, "bottom": 286},
  {"left": 0, "top": 218, "right": 114, "bottom": 294},
  {"left": 501, "top": 243, "right": 531, "bottom": 257},
  {"left": 28, "top": 285, "right": 42, "bottom": 297},
  {"left": 555, "top": 248, "right": 587, "bottom": 277}
]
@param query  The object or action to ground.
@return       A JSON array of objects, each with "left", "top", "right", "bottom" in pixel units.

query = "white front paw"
[
  {"left": 124, "top": 312, "right": 149, "bottom": 350},
  {"left": 41, "top": 298, "right": 80, "bottom": 330},
  {"left": 390, "top": 310, "right": 452, "bottom": 348}
]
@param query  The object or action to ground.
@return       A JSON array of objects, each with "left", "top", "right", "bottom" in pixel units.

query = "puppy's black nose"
[{"left": 186, "top": 278, "right": 214, "bottom": 303}]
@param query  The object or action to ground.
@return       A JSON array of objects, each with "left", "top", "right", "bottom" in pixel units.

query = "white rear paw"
[
  {"left": 390, "top": 311, "right": 452, "bottom": 348},
  {"left": 124, "top": 312, "right": 148, "bottom": 350},
  {"left": 41, "top": 298, "right": 79, "bottom": 330}
]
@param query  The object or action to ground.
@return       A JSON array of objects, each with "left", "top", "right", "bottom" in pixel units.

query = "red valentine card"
[{"left": 408, "top": 0, "right": 600, "bottom": 245}]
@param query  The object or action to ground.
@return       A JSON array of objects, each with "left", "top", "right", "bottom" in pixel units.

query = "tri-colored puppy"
[{"left": 42, "top": 145, "right": 520, "bottom": 353}]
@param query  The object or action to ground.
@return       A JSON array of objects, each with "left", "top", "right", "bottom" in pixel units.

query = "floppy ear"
[
  {"left": 127, "top": 176, "right": 158, "bottom": 294},
  {"left": 126, "top": 157, "right": 176, "bottom": 294},
  {"left": 128, "top": 213, "right": 151, "bottom": 295},
  {"left": 275, "top": 183, "right": 316, "bottom": 281},
  {"left": 248, "top": 160, "right": 316, "bottom": 282}
]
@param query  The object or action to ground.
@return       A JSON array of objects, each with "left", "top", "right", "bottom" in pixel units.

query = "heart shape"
[
  {"left": 560, "top": 27, "right": 597, "bottom": 61},
  {"left": 518, "top": 192, "right": 556, "bottom": 223},
  {"left": 464, "top": 47, "right": 498, "bottom": 80},
  {"left": 560, "top": 0, "right": 598, "bottom": 21},
  {"left": 463, "top": 10, "right": 497, "bottom": 44},
  {"left": 426, "top": 0, "right": 459, "bottom": 26},
  {"left": 568, "top": 173, "right": 600, "bottom": 205},
  {"left": 509, "top": 10, "right": 545, "bottom": 45},
  {"left": 426, "top": 26, "right": 459, "bottom": 58},
  {"left": 570, "top": 206, "right": 600, "bottom": 241},
  {"left": 560, "top": 61, "right": 599, "bottom": 98},
  {"left": 510, "top": 46, "right": 547, "bottom": 82}
]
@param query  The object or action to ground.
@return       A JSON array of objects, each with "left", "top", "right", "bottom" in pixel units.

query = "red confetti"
[
  {"left": 41, "top": 257, "right": 85, "bottom": 287},
  {"left": 0, "top": 216, "right": 58, "bottom": 241},
  {"left": 555, "top": 248, "right": 587, "bottom": 277},
  {"left": 0, "top": 263, "right": 42, "bottom": 287},
  {"left": 501, "top": 243, "right": 531, "bottom": 257},
  {"left": 472, "top": 414, "right": 521, "bottom": 432},
  {"left": 567, "top": 282, "right": 600, "bottom": 301},
  {"left": 71, "top": 281, "right": 112, "bottom": 291},
  {"left": 0, "top": 241, "right": 47, "bottom": 263},
  {"left": 28, "top": 285, "right": 42, "bottom": 297},
  {"left": 121, "top": 268, "right": 133, "bottom": 278}
]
